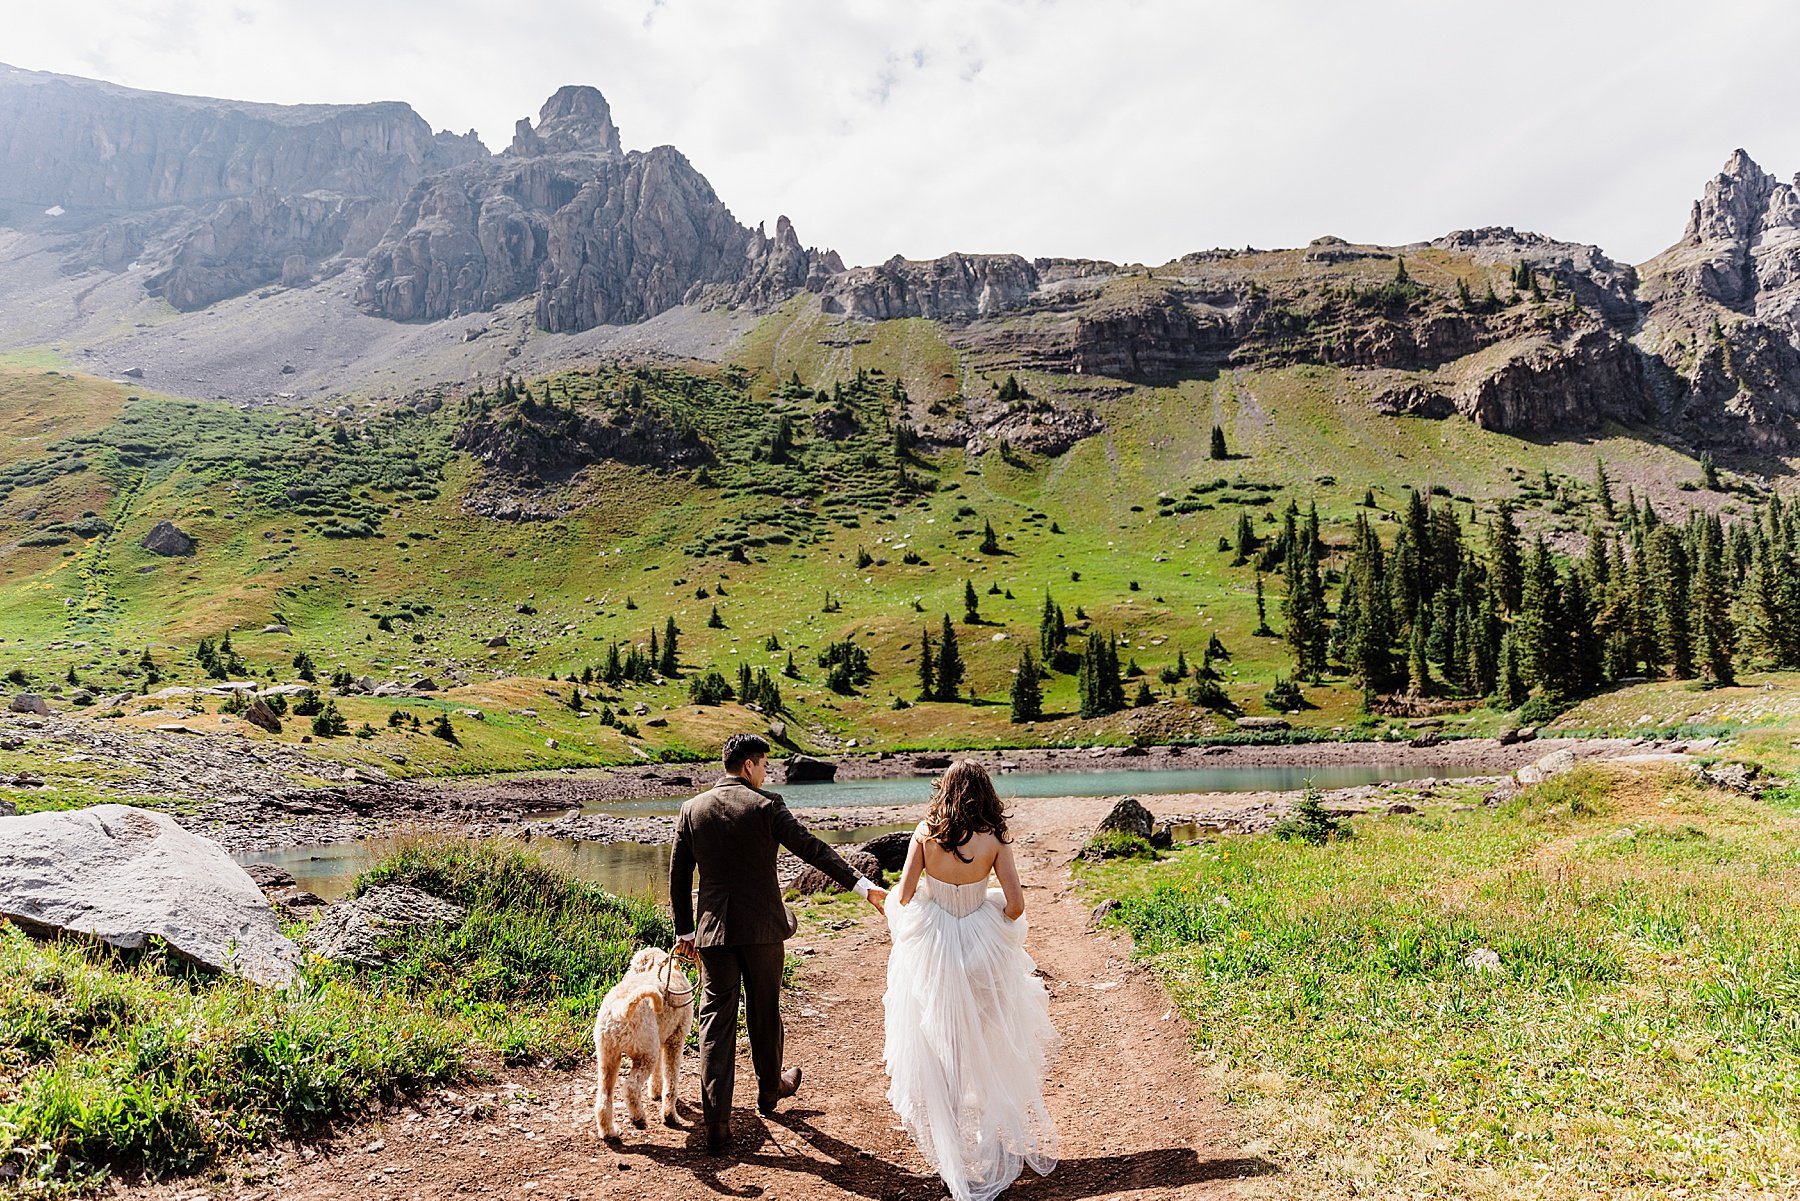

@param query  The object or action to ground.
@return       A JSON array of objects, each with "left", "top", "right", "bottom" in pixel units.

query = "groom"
[{"left": 671, "top": 733, "right": 887, "bottom": 1154}]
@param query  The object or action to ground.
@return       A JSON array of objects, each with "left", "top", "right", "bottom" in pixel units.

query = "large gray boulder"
[
  {"left": 1094, "top": 796, "right": 1156, "bottom": 841},
  {"left": 859, "top": 831, "right": 913, "bottom": 873},
  {"left": 8, "top": 693, "right": 50, "bottom": 715},
  {"left": 783, "top": 755, "right": 838, "bottom": 784},
  {"left": 304, "top": 884, "right": 464, "bottom": 967},
  {"left": 0, "top": 805, "right": 299, "bottom": 986},
  {"left": 787, "top": 849, "right": 885, "bottom": 896},
  {"left": 1515, "top": 749, "right": 1578, "bottom": 785},
  {"left": 140, "top": 520, "right": 196, "bottom": 557}
]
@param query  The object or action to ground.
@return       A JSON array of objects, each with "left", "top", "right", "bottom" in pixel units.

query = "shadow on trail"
[{"left": 620, "top": 1105, "right": 1275, "bottom": 1199}]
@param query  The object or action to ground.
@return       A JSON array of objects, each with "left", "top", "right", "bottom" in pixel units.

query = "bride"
[{"left": 881, "top": 760, "right": 1058, "bottom": 1201}]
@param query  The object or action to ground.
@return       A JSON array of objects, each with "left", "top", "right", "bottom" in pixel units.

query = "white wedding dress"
[{"left": 883, "top": 872, "right": 1059, "bottom": 1201}]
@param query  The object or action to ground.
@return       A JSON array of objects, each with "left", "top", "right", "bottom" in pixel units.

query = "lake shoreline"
[{"left": 195, "top": 734, "right": 1680, "bottom": 856}]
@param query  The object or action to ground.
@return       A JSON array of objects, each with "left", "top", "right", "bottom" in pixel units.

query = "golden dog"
[{"left": 593, "top": 946, "right": 694, "bottom": 1140}]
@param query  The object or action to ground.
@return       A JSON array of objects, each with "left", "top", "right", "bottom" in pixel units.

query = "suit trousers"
[{"left": 696, "top": 942, "right": 785, "bottom": 1122}]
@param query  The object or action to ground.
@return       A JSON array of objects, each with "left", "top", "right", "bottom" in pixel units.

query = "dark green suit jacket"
[{"left": 671, "top": 775, "right": 859, "bottom": 947}]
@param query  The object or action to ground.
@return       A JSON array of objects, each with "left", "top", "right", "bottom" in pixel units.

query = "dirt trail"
[{"left": 147, "top": 798, "right": 1271, "bottom": 1200}]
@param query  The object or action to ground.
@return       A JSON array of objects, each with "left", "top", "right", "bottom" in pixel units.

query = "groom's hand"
[{"left": 865, "top": 886, "right": 888, "bottom": 912}]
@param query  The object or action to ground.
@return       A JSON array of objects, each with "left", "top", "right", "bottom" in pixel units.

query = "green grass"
[
  {"left": 1086, "top": 765, "right": 1800, "bottom": 1199},
  {"left": 0, "top": 321, "right": 1769, "bottom": 781},
  {"left": 0, "top": 842, "right": 669, "bottom": 1193}
]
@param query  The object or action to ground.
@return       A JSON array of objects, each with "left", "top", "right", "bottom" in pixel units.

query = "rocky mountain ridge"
[{"left": 3, "top": 62, "right": 1800, "bottom": 452}]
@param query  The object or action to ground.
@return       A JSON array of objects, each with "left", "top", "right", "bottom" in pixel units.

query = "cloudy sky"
[{"left": 7, "top": 0, "right": 1798, "bottom": 267}]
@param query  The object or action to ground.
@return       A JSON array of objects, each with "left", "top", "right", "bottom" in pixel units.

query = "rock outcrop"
[
  {"left": 788, "top": 848, "right": 885, "bottom": 895},
  {"left": 452, "top": 389, "right": 711, "bottom": 481},
  {"left": 304, "top": 884, "right": 464, "bottom": 967},
  {"left": 820, "top": 253, "right": 1038, "bottom": 320},
  {"left": 1452, "top": 326, "right": 1653, "bottom": 433},
  {"left": 0, "top": 804, "right": 299, "bottom": 986},
  {"left": 782, "top": 755, "right": 838, "bottom": 784},
  {"left": 140, "top": 520, "right": 196, "bottom": 556},
  {"left": 358, "top": 86, "right": 839, "bottom": 331},
  {"left": 1092, "top": 796, "right": 1155, "bottom": 841},
  {"left": 0, "top": 61, "right": 486, "bottom": 311},
  {"left": 1638, "top": 149, "right": 1800, "bottom": 448}
]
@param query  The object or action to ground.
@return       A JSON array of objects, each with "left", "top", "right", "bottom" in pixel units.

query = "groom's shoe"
[
  {"left": 757, "top": 1067, "right": 802, "bottom": 1115},
  {"left": 704, "top": 1118, "right": 732, "bottom": 1156}
]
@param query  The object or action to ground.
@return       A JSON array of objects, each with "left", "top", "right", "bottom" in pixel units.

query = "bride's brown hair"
[{"left": 923, "top": 760, "right": 1009, "bottom": 862}]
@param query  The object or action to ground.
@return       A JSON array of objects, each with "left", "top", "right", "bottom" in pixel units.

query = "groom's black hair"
[{"left": 723, "top": 732, "right": 770, "bottom": 774}]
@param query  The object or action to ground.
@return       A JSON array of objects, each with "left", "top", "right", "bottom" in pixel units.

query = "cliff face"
[
  {"left": 0, "top": 63, "right": 476, "bottom": 210},
  {"left": 819, "top": 253, "right": 1039, "bottom": 320},
  {"left": 356, "top": 87, "right": 840, "bottom": 329},
  {"left": 1636, "top": 149, "right": 1800, "bottom": 449},
  {"left": 0, "top": 62, "right": 486, "bottom": 311},
  {"left": 11, "top": 61, "right": 1800, "bottom": 454}
]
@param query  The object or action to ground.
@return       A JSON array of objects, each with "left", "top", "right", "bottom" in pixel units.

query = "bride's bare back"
[{"left": 897, "top": 822, "right": 1026, "bottom": 919}]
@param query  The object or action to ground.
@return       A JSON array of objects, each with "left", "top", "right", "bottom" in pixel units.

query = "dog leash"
[{"left": 659, "top": 947, "right": 697, "bottom": 1006}]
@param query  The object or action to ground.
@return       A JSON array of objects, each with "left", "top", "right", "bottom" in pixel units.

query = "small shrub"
[{"left": 1271, "top": 784, "right": 1344, "bottom": 844}]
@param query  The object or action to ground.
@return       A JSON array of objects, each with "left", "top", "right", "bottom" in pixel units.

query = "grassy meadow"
[
  {"left": 1087, "top": 764, "right": 1800, "bottom": 1199},
  {"left": 0, "top": 309, "right": 1752, "bottom": 785},
  {"left": 0, "top": 842, "right": 671, "bottom": 1193}
]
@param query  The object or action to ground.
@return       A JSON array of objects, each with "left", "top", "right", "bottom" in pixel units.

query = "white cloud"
[{"left": 5, "top": 0, "right": 1798, "bottom": 266}]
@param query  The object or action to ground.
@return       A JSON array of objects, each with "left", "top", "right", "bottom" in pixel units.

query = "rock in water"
[
  {"left": 783, "top": 755, "right": 837, "bottom": 784},
  {"left": 304, "top": 884, "right": 464, "bottom": 966},
  {"left": 140, "top": 520, "right": 196, "bottom": 557},
  {"left": 1094, "top": 796, "right": 1156, "bottom": 841},
  {"left": 0, "top": 804, "right": 299, "bottom": 986}
]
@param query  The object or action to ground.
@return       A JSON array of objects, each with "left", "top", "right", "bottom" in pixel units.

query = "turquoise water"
[
  {"left": 239, "top": 823, "right": 910, "bottom": 903},
  {"left": 588, "top": 761, "right": 1490, "bottom": 816},
  {"left": 239, "top": 761, "right": 1487, "bottom": 901}
]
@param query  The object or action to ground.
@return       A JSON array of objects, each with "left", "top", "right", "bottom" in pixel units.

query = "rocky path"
[{"left": 141, "top": 800, "right": 1270, "bottom": 1200}]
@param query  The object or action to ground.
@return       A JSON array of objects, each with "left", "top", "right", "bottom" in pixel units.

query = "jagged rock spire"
[{"left": 506, "top": 86, "right": 622, "bottom": 157}]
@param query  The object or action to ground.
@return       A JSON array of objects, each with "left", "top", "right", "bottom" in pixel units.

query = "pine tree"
[
  {"left": 963, "top": 580, "right": 981, "bottom": 624},
  {"left": 769, "top": 415, "right": 795, "bottom": 463},
  {"left": 1077, "top": 632, "right": 1107, "bottom": 718},
  {"left": 1491, "top": 500, "right": 1523, "bottom": 614},
  {"left": 707, "top": 604, "right": 725, "bottom": 629},
  {"left": 1691, "top": 517, "right": 1736, "bottom": 683},
  {"left": 1281, "top": 506, "right": 1328, "bottom": 681},
  {"left": 1594, "top": 458, "right": 1614, "bottom": 518},
  {"left": 1496, "top": 630, "right": 1528, "bottom": 708},
  {"left": 1232, "top": 510, "right": 1256, "bottom": 566},
  {"left": 1039, "top": 593, "right": 1064, "bottom": 662},
  {"left": 1209, "top": 425, "right": 1228, "bottom": 460},
  {"left": 1010, "top": 649, "right": 1043, "bottom": 722},
  {"left": 935, "top": 615, "right": 966, "bottom": 701},
  {"left": 1253, "top": 572, "right": 1273, "bottom": 636},
  {"left": 980, "top": 521, "right": 1001, "bottom": 554},
  {"left": 1649, "top": 525, "right": 1695, "bottom": 679},
  {"left": 1337, "top": 516, "right": 1399, "bottom": 706},
  {"left": 1455, "top": 277, "right": 1473, "bottom": 308},
  {"left": 1516, "top": 535, "right": 1560, "bottom": 689},
  {"left": 918, "top": 627, "right": 936, "bottom": 700}
]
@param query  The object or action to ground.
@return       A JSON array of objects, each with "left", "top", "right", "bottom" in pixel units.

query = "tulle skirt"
[{"left": 882, "top": 880, "right": 1058, "bottom": 1201}]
